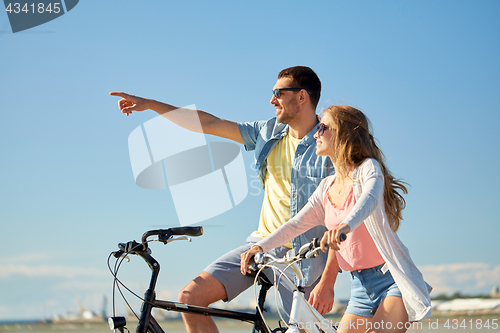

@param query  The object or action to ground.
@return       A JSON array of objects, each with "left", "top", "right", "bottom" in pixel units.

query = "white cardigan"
[{"left": 257, "top": 158, "right": 432, "bottom": 321}]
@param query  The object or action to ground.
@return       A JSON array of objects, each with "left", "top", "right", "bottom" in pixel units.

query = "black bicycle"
[{"left": 107, "top": 226, "right": 288, "bottom": 333}]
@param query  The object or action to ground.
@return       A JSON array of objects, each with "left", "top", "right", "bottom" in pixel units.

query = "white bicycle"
[{"left": 250, "top": 236, "right": 346, "bottom": 333}]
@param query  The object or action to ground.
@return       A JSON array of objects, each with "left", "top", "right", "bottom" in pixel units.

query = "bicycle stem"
[{"left": 135, "top": 249, "right": 160, "bottom": 333}]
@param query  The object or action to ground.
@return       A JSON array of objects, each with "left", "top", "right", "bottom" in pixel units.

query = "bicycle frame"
[
  {"left": 255, "top": 246, "right": 339, "bottom": 333},
  {"left": 109, "top": 231, "right": 274, "bottom": 333},
  {"left": 134, "top": 247, "right": 269, "bottom": 333},
  {"left": 109, "top": 227, "right": 340, "bottom": 333}
]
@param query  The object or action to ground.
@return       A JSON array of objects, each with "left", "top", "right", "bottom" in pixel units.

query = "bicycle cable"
[
  {"left": 253, "top": 253, "right": 321, "bottom": 332},
  {"left": 251, "top": 257, "right": 300, "bottom": 333},
  {"left": 108, "top": 252, "right": 141, "bottom": 320},
  {"left": 273, "top": 260, "right": 304, "bottom": 326},
  {"left": 107, "top": 240, "right": 163, "bottom": 321},
  {"left": 252, "top": 261, "right": 275, "bottom": 333}
]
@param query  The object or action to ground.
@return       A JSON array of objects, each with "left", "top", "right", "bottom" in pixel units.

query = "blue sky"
[{"left": 1, "top": 0, "right": 499, "bottom": 321}]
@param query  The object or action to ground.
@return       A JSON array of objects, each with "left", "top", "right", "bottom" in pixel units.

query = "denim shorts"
[{"left": 345, "top": 263, "right": 402, "bottom": 318}]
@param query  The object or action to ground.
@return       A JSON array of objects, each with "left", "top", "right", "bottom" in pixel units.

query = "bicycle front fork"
[
  {"left": 286, "top": 290, "right": 305, "bottom": 333},
  {"left": 286, "top": 290, "right": 337, "bottom": 333}
]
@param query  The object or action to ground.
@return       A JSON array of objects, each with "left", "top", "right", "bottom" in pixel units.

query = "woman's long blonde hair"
[{"left": 323, "top": 105, "right": 408, "bottom": 231}]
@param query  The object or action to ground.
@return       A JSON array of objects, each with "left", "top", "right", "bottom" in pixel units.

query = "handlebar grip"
[
  {"left": 118, "top": 240, "right": 144, "bottom": 254},
  {"left": 169, "top": 226, "right": 203, "bottom": 237},
  {"left": 312, "top": 233, "right": 347, "bottom": 248},
  {"left": 141, "top": 226, "right": 204, "bottom": 245},
  {"left": 313, "top": 238, "right": 321, "bottom": 248}
]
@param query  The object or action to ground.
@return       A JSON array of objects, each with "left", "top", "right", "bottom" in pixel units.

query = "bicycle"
[{"left": 107, "top": 226, "right": 341, "bottom": 333}]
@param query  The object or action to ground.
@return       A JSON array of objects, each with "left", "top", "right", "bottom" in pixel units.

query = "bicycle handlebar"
[
  {"left": 311, "top": 233, "right": 346, "bottom": 248},
  {"left": 253, "top": 233, "right": 347, "bottom": 268},
  {"left": 112, "top": 226, "right": 204, "bottom": 257},
  {"left": 142, "top": 226, "right": 203, "bottom": 244}
]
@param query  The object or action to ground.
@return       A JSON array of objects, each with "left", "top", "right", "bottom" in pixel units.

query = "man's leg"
[
  {"left": 178, "top": 242, "right": 257, "bottom": 333},
  {"left": 178, "top": 271, "right": 227, "bottom": 333}
]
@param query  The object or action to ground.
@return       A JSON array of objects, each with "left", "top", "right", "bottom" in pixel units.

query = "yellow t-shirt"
[{"left": 251, "top": 133, "right": 301, "bottom": 249}]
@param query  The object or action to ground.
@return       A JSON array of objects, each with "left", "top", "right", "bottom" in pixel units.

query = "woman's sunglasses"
[{"left": 316, "top": 123, "right": 331, "bottom": 136}]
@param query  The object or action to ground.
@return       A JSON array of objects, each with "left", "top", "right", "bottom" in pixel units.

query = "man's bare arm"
[{"left": 110, "top": 92, "right": 243, "bottom": 144}]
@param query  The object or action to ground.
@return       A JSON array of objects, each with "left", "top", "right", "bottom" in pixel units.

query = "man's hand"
[
  {"left": 110, "top": 92, "right": 152, "bottom": 116},
  {"left": 308, "top": 280, "right": 334, "bottom": 316},
  {"left": 240, "top": 245, "right": 263, "bottom": 275}
]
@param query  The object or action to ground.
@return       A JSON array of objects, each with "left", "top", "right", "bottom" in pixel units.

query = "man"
[{"left": 110, "top": 66, "right": 337, "bottom": 333}]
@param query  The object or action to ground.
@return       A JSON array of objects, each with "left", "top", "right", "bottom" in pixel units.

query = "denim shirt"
[{"left": 238, "top": 117, "right": 335, "bottom": 286}]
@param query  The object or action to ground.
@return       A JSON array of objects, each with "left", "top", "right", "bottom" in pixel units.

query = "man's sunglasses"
[
  {"left": 316, "top": 123, "right": 331, "bottom": 136},
  {"left": 272, "top": 88, "right": 311, "bottom": 99}
]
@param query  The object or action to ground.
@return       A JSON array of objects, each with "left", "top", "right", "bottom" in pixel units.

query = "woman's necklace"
[
  {"left": 328, "top": 177, "right": 346, "bottom": 206},
  {"left": 328, "top": 171, "right": 354, "bottom": 207}
]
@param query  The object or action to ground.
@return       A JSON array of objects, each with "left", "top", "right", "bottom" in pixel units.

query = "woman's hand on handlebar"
[
  {"left": 320, "top": 224, "right": 350, "bottom": 252},
  {"left": 240, "top": 245, "right": 263, "bottom": 275}
]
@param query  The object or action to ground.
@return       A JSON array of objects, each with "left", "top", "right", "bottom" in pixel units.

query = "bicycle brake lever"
[
  {"left": 159, "top": 235, "right": 192, "bottom": 244},
  {"left": 112, "top": 250, "right": 131, "bottom": 262},
  {"left": 254, "top": 252, "right": 264, "bottom": 264},
  {"left": 112, "top": 250, "right": 124, "bottom": 258},
  {"left": 305, "top": 247, "right": 321, "bottom": 259},
  {"left": 248, "top": 263, "right": 260, "bottom": 272},
  {"left": 286, "top": 248, "right": 297, "bottom": 261},
  {"left": 297, "top": 243, "right": 312, "bottom": 258}
]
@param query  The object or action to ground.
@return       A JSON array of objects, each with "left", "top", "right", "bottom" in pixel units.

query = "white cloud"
[
  {"left": 420, "top": 262, "right": 500, "bottom": 296},
  {"left": 0, "top": 252, "right": 60, "bottom": 265},
  {"left": 53, "top": 280, "right": 109, "bottom": 291},
  {"left": 0, "top": 265, "right": 108, "bottom": 279}
]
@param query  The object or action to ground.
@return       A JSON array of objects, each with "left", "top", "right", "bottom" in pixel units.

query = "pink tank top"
[{"left": 323, "top": 182, "right": 385, "bottom": 271}]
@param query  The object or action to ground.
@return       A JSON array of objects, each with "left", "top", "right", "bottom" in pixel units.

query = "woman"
[{"left": 240, "top": 106, "right": 431, "bottom": 333}]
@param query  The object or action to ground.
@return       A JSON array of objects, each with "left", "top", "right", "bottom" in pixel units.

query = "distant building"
[
  {"left": 433, "top": 298, "right": 500, "bottom": 314},
  {"left": 491, "top": 286, "right": 500, "bottom": 298}
]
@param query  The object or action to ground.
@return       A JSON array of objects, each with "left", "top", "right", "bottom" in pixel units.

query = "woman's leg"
[
  {"left": 366, "top": 296, "right": 408, "bottom": 333},
  {"left": 337, "top": 297, "right": 408, "bottom": 333},
  {"left": 337, "top": 312, "right": 372, "bottom": 333}
]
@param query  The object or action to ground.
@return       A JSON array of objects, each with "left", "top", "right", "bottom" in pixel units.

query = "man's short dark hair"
[{"left": 278, "top": 66, "right": 321, "bottom": 109}]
